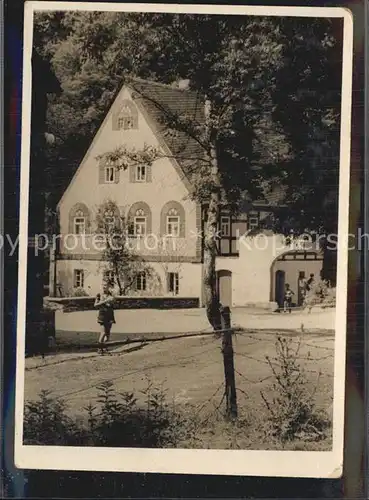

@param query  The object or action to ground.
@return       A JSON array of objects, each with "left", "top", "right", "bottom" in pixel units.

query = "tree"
[
  {"left": 34, "top": 12, "right": 343, "bottom": 320},
  {"left": 79, "top": 13, "right": 287, "bottom": 329},
  {"left": 95, "top": 200, "right": 152, "bottom": 295},
  {"left": 264, "top": 18, "right": 343, "bottom": 283}
]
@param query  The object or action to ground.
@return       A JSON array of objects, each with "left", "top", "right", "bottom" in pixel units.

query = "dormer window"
[{"left": 113, "top": 100, "right": 138, "bottom": 131}]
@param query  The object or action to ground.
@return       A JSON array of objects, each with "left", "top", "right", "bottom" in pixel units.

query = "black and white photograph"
[{"left": 15, "top": 2, "right": 353, "bottom": 477}]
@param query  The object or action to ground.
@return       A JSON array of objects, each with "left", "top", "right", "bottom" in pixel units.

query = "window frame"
[
  {"left": 73, "top": 269, "right": 84, "bottom": 288},
  {"left": 135, "top": 165, "right": 147, "bottom": 183},
  {"left": 104, "top": 164, "right": 116, "bottom": 183},
  {"left": 248, "top": 211, "right": 259, "bottom": 230},
  {"left": 166, "top": 214, "right": 180, "bottom": 237},
  {"left": 116, "top": 102, "right": 137, "bottom": 131},
  {"left": 134, "top": 215, "right": 147, "bottom": 237},
  {"left": 104, "top": 209, "right": 116, "bottom": 232},
  {"left": 168, "top": 272, "right": 179, "bottom": 295},
  {"left": 220, "top": 215, "right": 231, "bottom": 237},
  {"left": 118, "top": 116, "right": 135, "bottom": 130},
  {"left": 74, "top": 210, "right": 86, "bottom": 235},
  {"left": 136, "top": 272, "right": 147, "bottom": 291},
  {"left": 103, "top": 270, "right": 115, "bottom": 286}
]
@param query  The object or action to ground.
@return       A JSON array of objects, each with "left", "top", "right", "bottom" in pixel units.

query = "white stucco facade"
[
  {"left": 53, "top": 84, "right": 202, "bottom": 300},
  {"left": 53, "top": 82, "right": 323, "bottom": 309},
  {"left": 215, "top": 234, "right": 323, "bottom": 308}
]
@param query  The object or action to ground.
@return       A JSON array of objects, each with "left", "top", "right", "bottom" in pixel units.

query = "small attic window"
[{"left": 113, "top": 100, "right": 138, "bottom": 131}]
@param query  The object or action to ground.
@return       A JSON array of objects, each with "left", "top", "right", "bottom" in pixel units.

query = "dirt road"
[{"left": 25, "top": 329, "right": 334, "bottom": 424}]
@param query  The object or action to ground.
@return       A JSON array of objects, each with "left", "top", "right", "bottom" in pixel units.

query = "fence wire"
[{"left": 25, "top": 327, "right": 335, "bottom": 421}]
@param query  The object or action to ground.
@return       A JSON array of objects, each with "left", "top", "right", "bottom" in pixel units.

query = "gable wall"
[{"left": 58, "top": 87, "right": 200, "bottom": 260}]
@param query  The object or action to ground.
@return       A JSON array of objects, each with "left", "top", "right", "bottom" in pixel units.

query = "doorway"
[
  {"left": 217, "top": 270, "right": 232, "bottom": 307},
  {"left": 275, "top": 270, "right": 285, "bottom": 309}
]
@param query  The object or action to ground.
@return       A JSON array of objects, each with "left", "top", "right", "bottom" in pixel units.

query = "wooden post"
[{"left": 220, "top": 306, "right": 237, "bottom": 419}]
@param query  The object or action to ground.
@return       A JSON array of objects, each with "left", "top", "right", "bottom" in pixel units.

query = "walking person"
[
  {"left": 94, "top": 284, "right": 115, "bottom": 355},
  {"left": 283, "top": 283, "right": 294, "bottom": 314}
]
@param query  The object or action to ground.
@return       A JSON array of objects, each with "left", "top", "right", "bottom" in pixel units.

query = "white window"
[
  {"left": 220, "top": 216, "right": 231, "bottom": 237},
  {"left": 104, "top": 163, "right": 116, "bottom": 183},
  {"left": 104, "top": 209, "right": 115, "bottom": 232},
  {"left": 118, "top": 116, "right": 135, "bottom": 130},
  {"left": 166, "top": 208, "right": 180, "bottom": 237},
  {"left": 74, "top": 210, "right": 86, "bottom": 234},
  {"left": 134, "top": 209, "right": 147, "bottom": 236},
  {"left": 136, "top": 165, "right": 147, "bottom": 182},
  {"left": 248, "top": 211, "right": 259, "bottom": 230},
  {"left": 168, "top": 272, "right": 179, "bottom": 295},
  {"left": 136, "top": 272, "right": 146, "bottom": 291},
  {"left": 103, "top": 270, "right": 115, "bottom": 286},
  {"left": 73, "top": 269, "right": 84, "bottom": 288},
  {"left": 117, "top": 103, "right": 136, "bottom": 130}
]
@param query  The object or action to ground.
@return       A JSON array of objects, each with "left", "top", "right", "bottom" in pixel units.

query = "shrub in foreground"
[
  {"left": 261, "top": 336, "right": 330, "bottom": 444},
  {"left": 24, "top": 381, "right": 194, "bottom": 448},
  {"left": 304, "top": 279, "right": 336, "bottom": 310}
]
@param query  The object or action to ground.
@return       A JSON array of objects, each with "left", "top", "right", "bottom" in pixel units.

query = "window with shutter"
[{"left": 136, "top": 165, "right": 146, "bottom": 182}]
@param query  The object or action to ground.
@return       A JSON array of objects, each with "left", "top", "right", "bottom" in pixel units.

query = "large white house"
[{"left": 50, "top": 78, "right": 323, "bottom": 308}]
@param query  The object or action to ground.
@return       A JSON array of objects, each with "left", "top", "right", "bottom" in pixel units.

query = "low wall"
[{"left": 46, "top": 296, "right": 200, "bottom": 312}]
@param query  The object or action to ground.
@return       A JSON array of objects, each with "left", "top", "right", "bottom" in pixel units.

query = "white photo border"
[{"left": 14, "top": 1, "right": 354, "bottom": 478}]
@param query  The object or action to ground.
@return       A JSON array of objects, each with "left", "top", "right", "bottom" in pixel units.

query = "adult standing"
[{"left": 94, "top": 284, "right": 115, "bottom": 355}]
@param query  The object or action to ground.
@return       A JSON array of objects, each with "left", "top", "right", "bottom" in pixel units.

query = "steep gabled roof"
[
  {"left": 59, "top": 76, "right": 286, "bottom": 208},
  {"left": 128, "top": 78, "right": 286, "bottom": 208},
  {"left": 128, "top": 78, "right": 206, "bottom": 183}
]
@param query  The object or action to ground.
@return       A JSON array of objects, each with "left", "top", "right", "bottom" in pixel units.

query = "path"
[
  {"left": 25, "top": 330, "right": 334, "bottom": 422},
  {"left": 56, "top": 307, "right": 335, "bottom": 337}
]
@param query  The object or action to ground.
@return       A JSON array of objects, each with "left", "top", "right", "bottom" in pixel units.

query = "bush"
[
  {"left": 72, "top": 287, "right": 89, "bottom": 297},
  {"left": 23, "top": 390, "right": 86, "bottom": 445},
  {"left": 260, "top": 336, "right": 330, "bottom": 444},
  {"left": 304, "top": 279, "right": 336, "bottom": 310},
  {"left": 23, "top": 380, "right": 193, "bottom": 448}
]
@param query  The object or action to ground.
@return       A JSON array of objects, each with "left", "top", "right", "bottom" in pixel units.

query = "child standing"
[
  {"left": 94, "top": 284, "right": 115, "bottom": 355},
  {"left": 283, "top": 284, "right": 294, "bottom": 313}
]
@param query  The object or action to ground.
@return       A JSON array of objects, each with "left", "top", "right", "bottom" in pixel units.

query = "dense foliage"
[
  {"left": 33, "top": 12, "right": 343, "bottom": 320},
  {"left": 35, "top": 11, "right": 343, "bottom": 234}
]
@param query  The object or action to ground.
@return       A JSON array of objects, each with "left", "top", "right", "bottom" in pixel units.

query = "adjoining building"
[{"left": 50, "top": 79, "right": 323, "bottom": 309}]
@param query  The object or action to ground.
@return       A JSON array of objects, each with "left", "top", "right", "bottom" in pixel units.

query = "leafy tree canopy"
[{"left": 35, "top": 11, "right": 343, "bottom": 237}]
